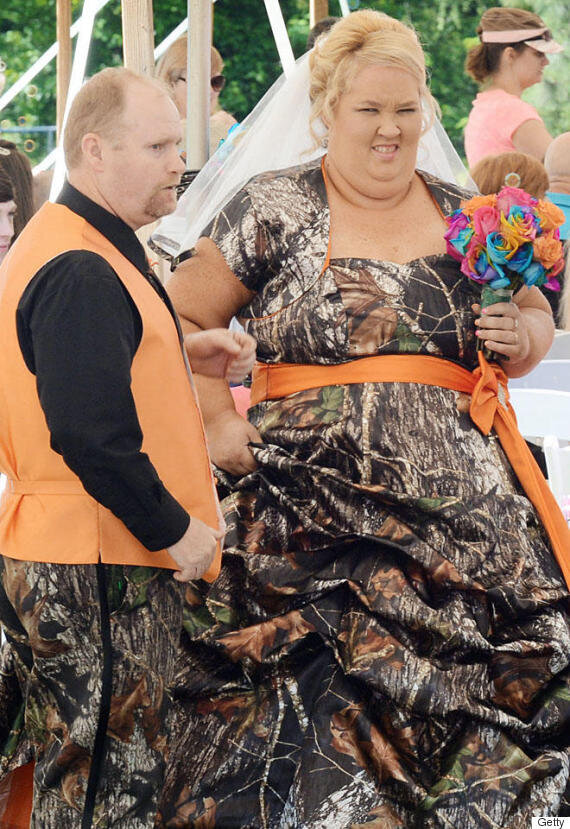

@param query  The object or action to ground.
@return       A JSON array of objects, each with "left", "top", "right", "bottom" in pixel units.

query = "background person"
[
  {"left": 544, "top": 131, "right": 570, "bottom": 240},
  {"left": 0, "top": 139, "right": 34, "bottom": 241},
  {"left": 306, "top": 15, "right": 340, "bottom": 50},
  {"left": 545, "top": 132, "right": 570, "bottom": 327},
  {"left": 0, "top": 66, "right": 254, "bottom": 827},
  {"left": 464, "top": 7, "right": 563, "bottom": 168},
  {"left": 157, "top": 11, "right": 570, "bottom": 827},
  {"left": 470, "top": 150, "right": 549, "bottom": 198},
  {"left": 0, "top": 169, "right": 16, "bottom": 265},
  {"left": 156, "top": 36, "right": 237, "bottom": 158}
]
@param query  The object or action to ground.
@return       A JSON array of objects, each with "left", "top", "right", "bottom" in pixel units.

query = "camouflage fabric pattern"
[
  {"left": 156, "top": 163, "right": 570, "bottom": 827},
  {"left": 0, "top": 558, "right": 184, "bottom": 827}
]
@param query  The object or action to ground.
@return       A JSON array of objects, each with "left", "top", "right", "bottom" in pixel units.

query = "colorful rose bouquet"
[{"left": 444, "top": 186, "right": 565, "bottom": 359}]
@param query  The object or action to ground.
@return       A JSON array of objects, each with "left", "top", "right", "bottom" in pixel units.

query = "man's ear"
[{"left": 81, "top": 133, "right": 105, "bottom": 171}]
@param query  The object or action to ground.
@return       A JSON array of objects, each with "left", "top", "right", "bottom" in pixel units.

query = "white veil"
[{"left": 151, "top": 51, "right": 474, "bottom": 262}]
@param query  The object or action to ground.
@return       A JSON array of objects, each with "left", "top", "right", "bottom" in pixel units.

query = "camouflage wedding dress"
[{"left": 157, "top": 160, "right": 570, "bottom": 828}]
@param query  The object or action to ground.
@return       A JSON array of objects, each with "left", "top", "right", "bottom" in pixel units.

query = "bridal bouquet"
[{"left": 444, "top": 186, "right": 565, "bottom": 358}]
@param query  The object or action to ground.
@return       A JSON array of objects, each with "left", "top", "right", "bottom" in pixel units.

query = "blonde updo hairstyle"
[
  {"left": 465, "top": 7, "right": 548, "bottom": 84},
  {"left": 308, "top": 10, "right": 437, "bottom": 147}
]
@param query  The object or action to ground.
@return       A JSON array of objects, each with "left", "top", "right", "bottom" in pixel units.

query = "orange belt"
[{"left": 250, "top": 352, "right": 570, "bottom": 589}]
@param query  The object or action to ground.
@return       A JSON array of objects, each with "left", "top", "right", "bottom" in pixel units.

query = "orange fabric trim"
[
  {"left": 6, "top": 480, "right": 85, "bottom": 495},
  {"left": 250, "top": 352, "right": 570, "bottom": 589},
  {"left": 0, "top": 763, "right": 33, "bottom": 827}
]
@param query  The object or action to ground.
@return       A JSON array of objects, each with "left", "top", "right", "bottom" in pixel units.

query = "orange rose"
[
  {"left": 533, "top": 232, "right": 564, "bottom": 269},
  {"left": 536, "top": 199, "right": 566, "bottom": 232},
  {"left": 460, "top": 193, "right": 497, "bottom": 218}
]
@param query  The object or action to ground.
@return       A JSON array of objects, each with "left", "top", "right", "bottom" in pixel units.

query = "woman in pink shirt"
[{"left": 464, "top": 7, "right": 563, "bottom": 168}]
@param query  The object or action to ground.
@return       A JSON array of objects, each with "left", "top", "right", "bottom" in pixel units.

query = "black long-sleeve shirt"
[{"left": 16, "top": 182, "right": 190, "bottom": 551}]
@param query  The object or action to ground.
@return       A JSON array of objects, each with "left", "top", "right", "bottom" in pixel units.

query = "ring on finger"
[{"left": 513, "top": 317, "right": 519, "bottom": 331}]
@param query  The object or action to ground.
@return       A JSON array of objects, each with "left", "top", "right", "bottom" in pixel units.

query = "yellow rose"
[{"left": 499, "top": 214, "right": 532, "bottom": 251}]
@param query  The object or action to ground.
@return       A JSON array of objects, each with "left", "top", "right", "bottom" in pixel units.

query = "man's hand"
[
  {"left": 168, "top": 516, "right": 225, "bottom": 582},
  {"left": 206, "top": 409, "right": 261, "bottom": 475},
  {"left": 185, "top": 329, "right": 256, "bottom": 384}
]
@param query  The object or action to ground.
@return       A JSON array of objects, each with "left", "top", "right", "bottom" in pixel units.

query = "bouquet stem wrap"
[{"left": 479, "top": 285, "right": 513, "bottom": 362}]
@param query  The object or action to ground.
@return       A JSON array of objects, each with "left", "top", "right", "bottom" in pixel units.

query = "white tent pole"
[
  {"left": 263, "top": 0, "right": 295, "bottom": 78},
  {"left": 186, "top": 0, "right": 211, "bottom": 170},
  {"left": 154, "top": 18, "right": 189, "bottom": 60},
  {"left": 338, "top": 0, "right": 350, "bottom": 16},
  {"left": 49, "top": 0, "right": 99, "bottom": 200},
  {"left": 0, "top": 0, "right": 111, "bottom": 113},
  {"left": 33, "top": 148, "right": 57, "bottom": 175}
]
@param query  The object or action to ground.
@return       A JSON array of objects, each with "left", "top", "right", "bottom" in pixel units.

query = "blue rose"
[
  {"left": 489, "top": 275, "right": 512, "bottom": 290},
  {"left": 486, "top": 232, "right": 511, "bottom": 267},
  {"left": 474, "top": 254, "right": 498, "bottom": 283},
  {"left": 507, "top": 242, "right": 533, "bottom": 273},
  {"left": 522, "top": 261, "right": 546, "bottom": 287}
]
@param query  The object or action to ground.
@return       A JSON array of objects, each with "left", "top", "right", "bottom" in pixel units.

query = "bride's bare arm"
[{"left": 168, "top": 238, "right": 262, "bottom": 475}]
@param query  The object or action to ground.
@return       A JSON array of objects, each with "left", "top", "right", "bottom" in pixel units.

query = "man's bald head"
[
  {"left": 63, "top": 67, "right": 170, "bottom": 170},
  {"left": 544, "top": 133, "right": 570, "bottom": 188}
]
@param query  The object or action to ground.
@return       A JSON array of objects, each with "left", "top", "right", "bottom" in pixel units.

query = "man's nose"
[{"left": 169, "top": 148, "right": 186, "bottom": 175}]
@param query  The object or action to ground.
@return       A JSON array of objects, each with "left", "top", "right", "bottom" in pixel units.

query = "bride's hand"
[
  {"left": 472, "top": 302, "right": 530, "bottom": 363},
  {"left": 206, "top": 409, "right": 261, "bottom": 475}
]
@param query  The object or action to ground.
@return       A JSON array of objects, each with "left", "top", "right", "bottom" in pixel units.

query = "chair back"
[
  {"left": 509, "top": 360, "right": 570, "bottom": 391},
  {"left": 543, "top": 436, "right": 570, "bottom": 509},
  {"left": 546, "top": 331, "right": 570, "bottom": 359},
  {"left": 509, "top": 389, "right": 570, "bottom": 441}
]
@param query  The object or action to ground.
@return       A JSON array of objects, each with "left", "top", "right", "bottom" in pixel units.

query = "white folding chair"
[
  {"left": 543, "top": 436, "right": 570, "bottom": 508},
  {"left": 546, "top": 331, "right": 570, "bottom": 359},
  {"left": 509, "top": 359, "right": 570, "bottom": 392},
  {"left": 508, "top": 389, "right": 570, "bottom": 442},
  {"left": 509, "top": 388, "right": 570, "bottom": 507}
]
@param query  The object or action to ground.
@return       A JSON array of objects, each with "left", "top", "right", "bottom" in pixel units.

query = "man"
[
  {"left": 544, "top": 132, "right": 570, "bottom": 324},
  {"left": 0, "top": 67, "right": 254, "bottom": 827}
]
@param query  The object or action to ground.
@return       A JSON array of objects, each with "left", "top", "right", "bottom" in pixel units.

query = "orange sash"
[
  {"left": 0, "top": 762, "right": 33, "bottom": 827},
  {"left": 250, "top": 352, "right": 570, "bottom": 589}
]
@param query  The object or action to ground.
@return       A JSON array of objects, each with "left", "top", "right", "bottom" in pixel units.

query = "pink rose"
[
  {"left": 496, "top": 186, "right": 536, "bottom": 215},
  {"left": 472, "top": 206, "right": 500, "bottom": 243}
]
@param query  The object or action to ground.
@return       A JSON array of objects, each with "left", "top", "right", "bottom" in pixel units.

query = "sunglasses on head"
[{"left": 174, "top": 73, "right": 226, "bottom": 92}]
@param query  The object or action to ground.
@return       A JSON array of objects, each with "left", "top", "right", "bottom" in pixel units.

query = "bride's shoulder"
[
  {"left": 238, "top": 157, "right": 327, "bottom": 224},
  {"left": 245, "top": 157, "right": 325, "bottom": 195},
  {"left": 417, "top": 170, "right": 478, "bottom": 214}
]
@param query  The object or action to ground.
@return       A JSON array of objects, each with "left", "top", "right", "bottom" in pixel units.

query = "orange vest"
[{"left": 0, "top": 202, "right": 221, "bottom": 580}]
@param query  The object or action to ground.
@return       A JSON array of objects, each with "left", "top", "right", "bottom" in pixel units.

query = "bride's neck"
[{"left": 324, "top": 156, "right": 416, "bottom": 212}]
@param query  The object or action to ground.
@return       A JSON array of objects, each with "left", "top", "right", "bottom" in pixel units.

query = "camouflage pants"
[{"left": 0, "top": 558, "right": 185, "bottom": 828}]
